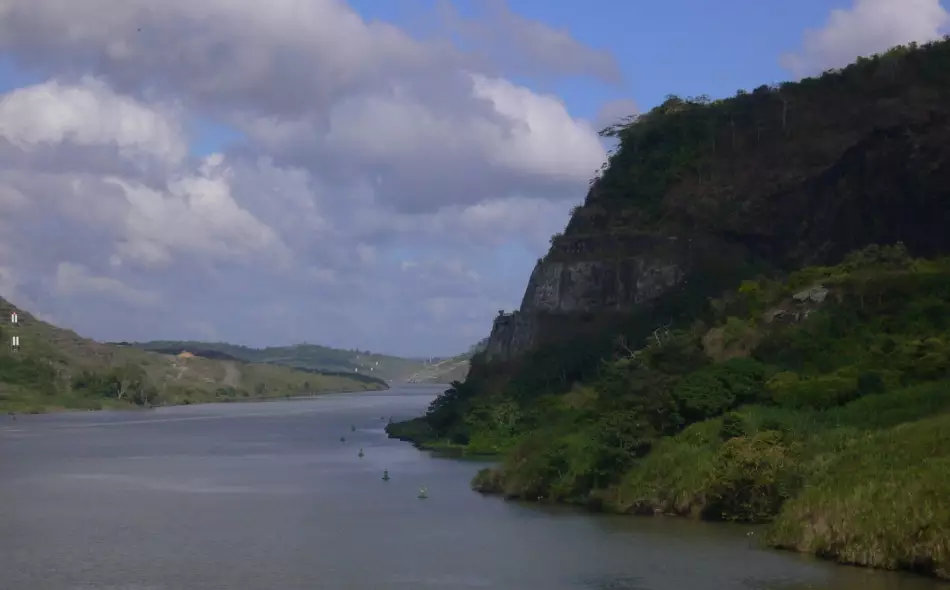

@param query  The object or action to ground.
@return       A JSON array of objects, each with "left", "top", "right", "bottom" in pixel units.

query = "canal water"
[{"left": 0, "top": 385, "right": 940, "bottom": 589}]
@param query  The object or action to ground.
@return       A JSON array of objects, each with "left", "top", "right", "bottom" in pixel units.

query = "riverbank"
[
  {"left": 389, "top": 381, "right": 950, "bottom": 580},
  {"left": 2, "top": 382, "right": 387, "bottom": 415},
  {"left": 385, "top": 247, "right": 950, "bottom": 581},
  {"left": 0, "top": 296, "right": 389, "bottom": 416}
]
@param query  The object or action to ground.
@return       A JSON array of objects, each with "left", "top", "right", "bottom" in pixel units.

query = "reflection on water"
[{"left": 0, "top": 386, "right": 943, "bottom": 590}]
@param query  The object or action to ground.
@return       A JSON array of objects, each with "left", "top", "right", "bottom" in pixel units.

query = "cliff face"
[
  {"left": 486, "top": 40, "right": 950, "bottom": 362},
  {"left": 486, "top": 236, "right": 689, "bottom": 360}
]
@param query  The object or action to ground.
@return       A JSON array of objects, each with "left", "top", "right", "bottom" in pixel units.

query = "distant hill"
[
  {"left": 0, "top": 297, "right": 386, "bottom": 413},
  {"left": 126, "top": 340, "right": 429, "bottom": 382},
  {"left": 404, "top": 338, "right": 488, "bottom": 384}
]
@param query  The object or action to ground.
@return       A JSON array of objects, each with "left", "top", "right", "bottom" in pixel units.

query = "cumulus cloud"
[
  {"left": 0, "top": 0, "right": 610, "bottom": 355},
  {"left": 782, "top": 0, "right": 950, "bottom": 76},
  {"left": 0, "top": 77, "right": 185, "bottom": 163},
  {"left": 0, "top": 82, "right": 290, "bottom": 272}
]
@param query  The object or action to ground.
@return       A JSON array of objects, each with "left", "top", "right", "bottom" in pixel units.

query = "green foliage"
[
  {"left": 673, "top": 358, "right": 768, "bottom": 421},
  {"left": 718, "top": 412, "right": 746, "bottom": 440},
  {"left": 766, "top": 412, "right": 950, "bottom": 578},
  {"left": 0, "top": 355, "right": 57, "bottom": 391},
  {"left": 703, "top": 431, "right": 801, "bottom": 522},
  {"left": 71, "top": 364, "right": 158, "bottom": 406},
  {"left": 388, "top": 245, "right": 950, "bottom": 578},
  {"left": 767, "top": 370, "right": 860, "bottom": 410}
]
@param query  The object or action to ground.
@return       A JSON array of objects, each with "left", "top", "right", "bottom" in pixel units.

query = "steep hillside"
[
  {"left": 485, "top": 39, "right": 950, "bottom": 364},
  {"left": 388, "top": 38, "right": 950, "bottom": 580},
  {"left": 127, "top": 340, "right": 425, "bottom": 382},
  {"left": 0, "top": 298, "right": 386, "bottom": 413}
]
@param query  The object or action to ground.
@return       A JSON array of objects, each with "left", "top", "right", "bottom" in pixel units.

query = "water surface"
[{"left": 0, "top": 385, "right": 941, "bottom": 590}]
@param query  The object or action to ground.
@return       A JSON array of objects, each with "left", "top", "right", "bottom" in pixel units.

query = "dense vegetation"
[
  {"left": 554, "top": 38, "right": 950, "bottom": 267},
  {"left": 391, "top": 245, "right": 950, "bottom": 577},
  {"left": 0, "top": 299, "right": 385, "bottom": 413},
  {"left": 388, "top": 38, "right": 950, "bottom": 580},
  {"left": 126, "top": 340, "right": 427, "bottom": 383}
]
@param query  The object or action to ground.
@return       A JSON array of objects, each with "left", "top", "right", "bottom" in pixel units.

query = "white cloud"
[
  {"left": 469, "top": 74, "right": 604, "bottom": 182},
  {"left": 782, "top": 0, "right": 950, "bottom": 76},
  {"left": 0, "top": 84, "right": 290, "bottom": 273},
  {"left": 0, "top": 77, "right": 186, "bottom": 163},
  {"left": 0, "top": 0, "right": 611, "bottom": 355},
  {"left": 107, "top": 160, "right": 290, "bottom": 270}
]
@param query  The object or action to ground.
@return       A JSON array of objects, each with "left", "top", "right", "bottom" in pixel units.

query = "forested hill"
[
  {"left": 125, "top": 340, "right": 427, "bottom": 383},
  {"left": 0, "top": 298, "right": 385, "bottom": 413},
  {"left": 387, "top": 38, "right": 950, "bottom": 580}
]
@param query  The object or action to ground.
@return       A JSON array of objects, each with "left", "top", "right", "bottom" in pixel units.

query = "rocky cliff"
[
  {"left": 486, "top": 39, "right": 950, "bottom": 362},
  {"left": 486, "top": 236, "right": 689, "bottom": 360}
]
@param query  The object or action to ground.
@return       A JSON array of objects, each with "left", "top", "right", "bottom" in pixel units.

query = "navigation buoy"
[
  {"left": 358, "top": 448, "right": 364, "bottom": 458},
  {"left": 382, "top": 470, "right": 390, "bottom": 481},
  {"left": 340, "top": 436, "right": 346, "bottom": 443},
  {"left": 418, "top": 486, "right": 428, "bottom": 499},
  {"left": 351, "top": 424, "right": 356, "bottom": 432}
]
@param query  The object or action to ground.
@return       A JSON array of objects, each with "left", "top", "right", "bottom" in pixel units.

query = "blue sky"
[{"left": 0, "top": 0, "right": 947, "bottom": 356}]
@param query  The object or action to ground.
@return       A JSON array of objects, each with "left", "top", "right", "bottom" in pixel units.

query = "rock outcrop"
[{"left": 485, "top": 237, "right": 689, "bottom": 361}]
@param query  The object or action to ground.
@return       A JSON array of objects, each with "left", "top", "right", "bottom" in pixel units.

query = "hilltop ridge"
[{"left": 126, "top": 340, "right": 430, "bottom": 382}]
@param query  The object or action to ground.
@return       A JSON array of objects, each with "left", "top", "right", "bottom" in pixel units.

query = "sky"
[{"left": 0, "top": 0, "right": 947, "bottom": 358}]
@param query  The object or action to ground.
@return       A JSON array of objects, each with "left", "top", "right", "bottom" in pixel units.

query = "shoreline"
[
  {"left": 2, "top": 383, "right": 388, "bottom": 416},
  {"left": 387, "top": 428, "right": 949, "bottom": 582}
]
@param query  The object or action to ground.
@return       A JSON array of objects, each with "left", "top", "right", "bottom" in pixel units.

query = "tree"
[{"left": 111, "top": 363, "right": 147, "bottom": 403}]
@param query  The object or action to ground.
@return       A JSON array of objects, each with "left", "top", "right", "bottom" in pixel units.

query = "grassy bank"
[
  {"left": 388, "top": 245, "right": 950, "bottom": 579},
  {"left": 0, "top": 297, "right": 385, "bottom": 415},
  {"left": 0, "top": 358, "right": 382, "bottom": 415}
]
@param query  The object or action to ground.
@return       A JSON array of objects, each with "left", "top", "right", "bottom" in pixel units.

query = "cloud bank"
[{"left": 0, "top": 0, "right": 608, "bottom": 355}]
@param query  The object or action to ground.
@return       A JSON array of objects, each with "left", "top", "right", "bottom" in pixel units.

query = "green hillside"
[
  {"left": 0, "top": 298, "right": 386, "bottom": 413},
  {"left": 126, "top": 340, "right": 427, "bottom": 382}
]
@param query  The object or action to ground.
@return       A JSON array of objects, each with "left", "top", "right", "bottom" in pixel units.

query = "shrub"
[
  {"left": 719, "top": 412, "right": 746, "bottom": 440},
  {"left": 703, "top": 431, "right": 800, "bottom": 522}
]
